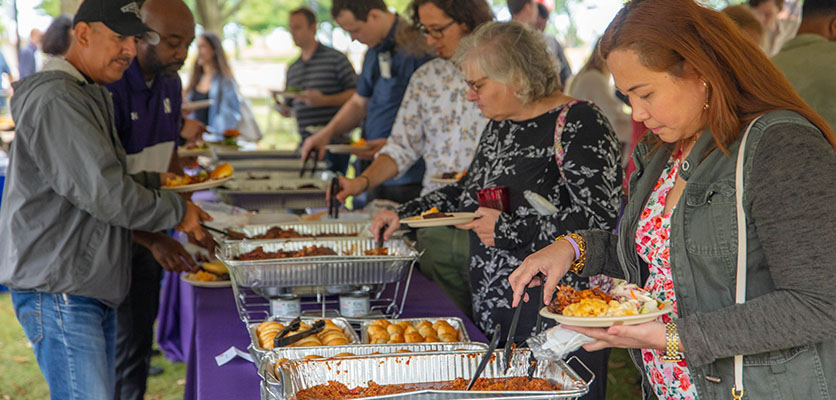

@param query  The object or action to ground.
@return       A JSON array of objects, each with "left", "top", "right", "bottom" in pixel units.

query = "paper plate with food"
[
  {"left": 429, "top": 170, "right": 466, "bottom": 184},
  {"left": 401, "top": 207, "right": 480, "bottom": 228},
  {"left": 162, "top": 162, "right": 234, "bottom": 192},
  {"left": 181, "top": 260, "right": 231, "bottom": 288},
  {"left": 177, "top": 142, "right": 212, "bottom": 157},
  {"left": 326, "top": 138, "right": 372, "bottom": 153},
  {"left": 539, "top": 281, "right": 672, "bottom": 327}
]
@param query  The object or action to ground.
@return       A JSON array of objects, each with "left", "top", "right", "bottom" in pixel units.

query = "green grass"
[{"left": 0, "top": 292, "right": 184, "bottom": 400}]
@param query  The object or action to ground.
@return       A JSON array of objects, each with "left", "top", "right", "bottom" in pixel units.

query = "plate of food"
[
  {"left": 429, "top": 170, "right": 466, "bottom": 184},
  {"left": 177, "top": 143, "right": 212, "bottom": 157},
  {"left": 162, "top": 162, "right": 234, "bottom": 192},
  {"left": 326, "top": 139, "right": 372, "bottom": 154},
  {"left": 539, "top": 281, "right": 672, "bottom": 327},
  {"left": 401, "top": 207, "right": 480, "bottom": 228},
  {"left": 180, "top": 260, "right": 231, "bottom": 288}
]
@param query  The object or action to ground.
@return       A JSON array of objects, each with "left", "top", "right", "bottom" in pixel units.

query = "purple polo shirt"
[{"left": 107, "top": 60, "right": 182, "bottom": 174}]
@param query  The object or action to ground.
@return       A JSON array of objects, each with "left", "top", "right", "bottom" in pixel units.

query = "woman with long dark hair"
[
  {"left": 184, "top": 32, "right": 241, "bottom": 141},
  {"left": 510, "top": 0, "right": 836, "bottom": 399}
]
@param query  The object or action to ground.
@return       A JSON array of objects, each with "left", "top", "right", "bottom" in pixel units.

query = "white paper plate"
[
  {"left": 177, "top": 147, "right": 212, "bottom": 157},
  {"left": 161, "top": 176, "right": 233, "bottom": 192},
  {"left": 538, "top": 304, "right": 674, "bottom": 327},
  {"left": 180, "top": 273, "right": 231, "bottom": 288},
  {"left": 401, "top": 212, "right": 480, "bottom": 228},
  {"left": 428, "top": 174, "right": 460, "bottom": 184},
  {"left": 326, "top": 144, "right": 372, "bottom": 154}
]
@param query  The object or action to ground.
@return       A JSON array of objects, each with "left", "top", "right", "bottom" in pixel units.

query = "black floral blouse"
[{"left": 397, "top": 100, "right": 623, "bottom": 342}]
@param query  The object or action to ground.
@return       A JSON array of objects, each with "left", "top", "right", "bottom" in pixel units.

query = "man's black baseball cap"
[{"left": 73, "top": 0, "right": 160, "bottom": 45}]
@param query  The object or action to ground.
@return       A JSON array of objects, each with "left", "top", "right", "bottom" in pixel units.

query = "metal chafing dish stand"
[
  {"left": 217, "top": 237, "right": 421, "bottom": 329},
  {"left": 261, "top": 348, "right": 593, "bottom": 400}
]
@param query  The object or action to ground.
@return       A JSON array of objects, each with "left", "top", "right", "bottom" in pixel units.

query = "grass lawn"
[{"left": 1, "top": 291, "right": 642, "bottom": 400}]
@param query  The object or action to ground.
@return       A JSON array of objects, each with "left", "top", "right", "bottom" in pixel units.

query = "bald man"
[
  {"left": 105, "top": 1, "right": 202, "bottom": 398},
  {"left": 18, "top": 28, "right": 43, "bottom": 78}
]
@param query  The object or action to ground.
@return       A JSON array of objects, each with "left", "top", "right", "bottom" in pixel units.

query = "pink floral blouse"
[{"left": 634, "top": 151, "right": 700, "bottom": 400}]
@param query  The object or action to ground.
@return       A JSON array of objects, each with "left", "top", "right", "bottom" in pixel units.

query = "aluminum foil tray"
[
  {"left": 248, "top": 316, "right": 360, "bottom": 365},
  {"left": 360, "top": 317, "right": 471, "bottom": 343},
  {"left": 257, "top": 342, "right": 489, "bottom": 383},
  {"left": 226, "top": 159, "right": 327, "bottom": 172},
  {"left": 214, "top": 149, "right": 298, "bottom": 160},
  {"left": 213, "top": 177, "right": 328, "bottom": 211},
  {"left": 218, "top": 238, "right": 419, "bottom": 288},
  {"left": 215, "top": 221, "right": 370, "bottom": 248},
  {"left": 264, "top": 349, "right": 590, "bottom": 400}
]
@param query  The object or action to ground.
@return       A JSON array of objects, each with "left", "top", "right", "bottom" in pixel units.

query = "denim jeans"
[{"left": 11, "top": 290, "right": 117, "bottom": 400}]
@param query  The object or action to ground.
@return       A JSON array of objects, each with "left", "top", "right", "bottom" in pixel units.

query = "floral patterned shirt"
[
  {"left": 378, "top": 58, "right": 487, "bottom": 195},
  {"left": 397, "top": 101, "right": 622, "bottom": 341},
  {"left": 635, "top": 151, "right": 700, "bottom": 400}
]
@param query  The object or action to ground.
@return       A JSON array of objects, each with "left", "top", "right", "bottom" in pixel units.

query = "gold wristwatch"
[{"left": 661, "top": 321, "right": 684, "bottom": 362}]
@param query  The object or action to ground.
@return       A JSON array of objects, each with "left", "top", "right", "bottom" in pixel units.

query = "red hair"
[{"left": 600, "top": 0, "right": 836, "bottom": 153}]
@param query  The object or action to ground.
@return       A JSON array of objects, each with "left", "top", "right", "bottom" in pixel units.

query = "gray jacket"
[
  {"left": 0, "top": 57, "right": 186, "bottom": 308},
  {"left": 580, "top": 110, "right": 836, "bottom": 399}
]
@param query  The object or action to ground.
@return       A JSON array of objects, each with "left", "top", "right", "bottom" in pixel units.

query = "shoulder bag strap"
[
  {"left": 732, "top": 115, "right": 762, "bottom": 400},
  {"left": 553, "top": 100, "right": 582, "bottom": 185}
]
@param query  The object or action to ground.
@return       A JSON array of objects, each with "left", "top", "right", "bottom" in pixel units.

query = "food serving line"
[{"left": 156, "top": 148, "right": 591, "bottom": 400}]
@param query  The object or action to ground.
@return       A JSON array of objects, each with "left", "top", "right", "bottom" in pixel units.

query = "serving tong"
[
  {"left": 300, "top": 149, "right": 319, "bottom": 178},
  {"left": 466, "top": 323, "right": 502, "bottom": 391},
  {"left": 200, "top": 223, "right": 246, "bottom": 240},
  {"left": 503, "top": 295, "right": 524, "bottom": 373},
  {"left": 527, "top": 285, "right": 545, "bottom": 378},
  {"left": 328, "top": 177, "right": 340, "bottom": 219},
  {"left": 273, "top": 318, "right": 325, "bottom": 348}
]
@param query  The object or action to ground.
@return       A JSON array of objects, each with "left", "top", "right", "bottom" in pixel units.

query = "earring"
[{"left": 703, "top": 81, "right": 710, "bottom": 111}]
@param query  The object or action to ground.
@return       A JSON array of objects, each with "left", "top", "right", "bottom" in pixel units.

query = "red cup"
[{"left": 477, "top": 186, "right": 510, "bottom": 213}]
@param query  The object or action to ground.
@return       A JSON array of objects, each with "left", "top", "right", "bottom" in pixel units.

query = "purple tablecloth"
[{"left": 157, "top": 269, "right": 487, "bottom": 400}]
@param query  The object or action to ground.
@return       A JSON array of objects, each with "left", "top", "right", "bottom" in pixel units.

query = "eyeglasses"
[
  {"left": 466, "top": 76, "right": 489, "bottom": 94},
  {"left": 418, "top": 20, "right": 457, "bottom": 39}
]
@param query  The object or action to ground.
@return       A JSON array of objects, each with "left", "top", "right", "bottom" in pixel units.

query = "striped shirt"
[{"left": 286, "top": 43, "right": 357, "bottom": 142}]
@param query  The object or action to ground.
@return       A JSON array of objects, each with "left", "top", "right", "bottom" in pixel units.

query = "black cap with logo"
[{"left": 73, "top": 0, "right": 160, "bottom": 45}]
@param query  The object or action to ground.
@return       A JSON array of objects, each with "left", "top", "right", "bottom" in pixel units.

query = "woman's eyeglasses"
[{"left": 418, "top": 20, "right": 457, "bottom": 39}]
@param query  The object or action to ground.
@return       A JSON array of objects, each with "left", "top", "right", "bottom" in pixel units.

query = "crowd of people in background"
[{"left": 1, "top": 0, "right": 835, "bottom": 399}]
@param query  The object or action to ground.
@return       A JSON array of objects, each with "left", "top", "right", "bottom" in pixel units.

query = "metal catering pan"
[
  {"left": 218, "top": 238, "right": 419, "bottom": 288},
  {"left": 214, "top": 220, "right": 370, "bottom": 248},
  {"left": 360, "top": 317, "right": 471, "bottom": 343},
  {"left": 257, "top": 342, "right": 490, "bottom": 383},
  {"left": 264, "top": 348, "right": 592, "bottom": 400},
  {"left": 248, "top": 316, "right": 360, "bottom": 365},
  {"left": 214, "top": 177, "right": 329, "bottom": 211}
]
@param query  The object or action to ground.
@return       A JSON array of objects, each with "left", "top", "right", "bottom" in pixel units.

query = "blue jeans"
[{"left": 11, "top": 290, "right": 117, "bottom": 400}]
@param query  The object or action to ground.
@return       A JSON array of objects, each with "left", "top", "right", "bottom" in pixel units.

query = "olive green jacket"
[{"left": 580, "top": 110, "right": 836, "bottom": 399}]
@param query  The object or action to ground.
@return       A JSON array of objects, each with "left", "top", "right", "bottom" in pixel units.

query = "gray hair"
[{"left": 453, "top": 21, "right": 560, "bottom": 104}]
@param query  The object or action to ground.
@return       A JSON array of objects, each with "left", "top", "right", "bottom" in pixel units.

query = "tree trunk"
[{"left": 60, "top": 0, "right": 82, "bottom": 15}]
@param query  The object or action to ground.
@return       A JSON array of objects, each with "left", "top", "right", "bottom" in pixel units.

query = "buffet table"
[{"left": 157, "top": 269, "right": 488, "bottom": 400}]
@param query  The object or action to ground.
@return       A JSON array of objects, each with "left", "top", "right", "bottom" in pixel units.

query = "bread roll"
[
  {"left": 404, "top": 332, "right": 423, "bottom": 343},
  {"left": 324, "top": 337, "right": 349, "bottom": 346},
  {"left": 256, "top": 321, "right": 282, "bottom": 335},
  {"left": 437, "top": 324, "right": 457, "bottom": 337},
  {"left": 418, "top": 325, "right": 435, "bottom": 338},
  {"left": 439, "top": 333, "right": 457, "bottom": 342},
  {"left": 368, "top": 325, "right": 387, "bottom": 337},
  {"left": 387, "top": 333, "right": 404, "bottom": 343},
  {"left": 396, "top": 321, "right": 413, "bottom": 330},
  {"left": 372, "top": 337, "right": 388, "bottom": 344},
  {"left": 386, "top": 324, "right": 403, "bottom": 335},
  {"left": 209, "top": 162, "right": 234, "bottom": 180},
  {"left": 370, "top": 319, "right": 391, "bottom": 328},
  {"left": 433, "top": 320, "right": 453, "bottom": 331},
  {"left": 321, "top": 332, "right": 346, "bottom": 344},
  {"left": 403, "top": 325, "right": 419, "bottom": 335},
  {"left": 424, "top": 335, "right": 439, "bottom": 343},
  {"left": 416, "top": 320, "right": 433, "bottom": 330}
]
